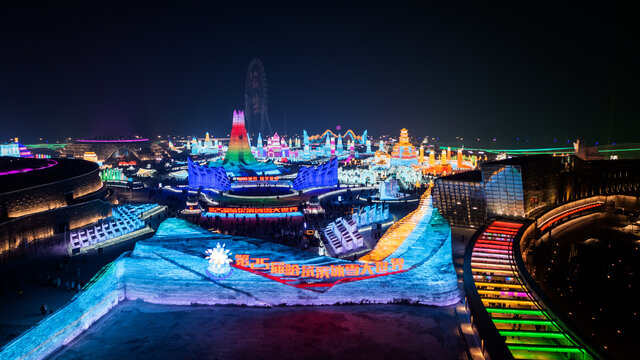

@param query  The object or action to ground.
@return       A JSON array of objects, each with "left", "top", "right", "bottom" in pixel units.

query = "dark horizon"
[{"left": 1, "top": 1, "right": 638, "bottom": 147}]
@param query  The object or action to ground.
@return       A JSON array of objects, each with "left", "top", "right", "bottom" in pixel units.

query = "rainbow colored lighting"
[
  {"left": 222, "top": 110, "right": 257, "bottom": 166},
  {"left": 470, "top": 220, "right": 594, "bottom": 359}
]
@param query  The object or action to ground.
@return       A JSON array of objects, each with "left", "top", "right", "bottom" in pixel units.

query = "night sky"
[{"left": 1, "top": 1, "right": 638, "bottom": 146}]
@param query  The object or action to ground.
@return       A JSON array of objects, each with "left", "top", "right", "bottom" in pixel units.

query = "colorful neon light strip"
[
  {"left": 470, "top": 221, "right": 594, "bottom": 359},
  {"left": 234, "top": 176, "right": 279, "bottom": 181},
  {"left": 203, "top": 212, "right": 302, "bottom": 219},
  {"left": 76, "top": 138, "right": 149, "bottom": 143},
  {"left": 25, "top": 143, "right": 69, "bottom": 150},
  {"left": 598, "top": 148, "right": 640, "bottom": 152},
  {"left": 207, "top": 206, "right": 299, "bottom": 214},
  {"left": 0, "top": 159, "right": 58, "bottom": 176},
  {"left": 440, "top": 146, "right": 574, "bottom": 153},
  {"left": 538, "top": 203, "right": 603, "bottom": 231}
]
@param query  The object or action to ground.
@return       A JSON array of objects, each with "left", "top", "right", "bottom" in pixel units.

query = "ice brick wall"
[
  {"left": 1, "top": 214, "right": 460, "bottom": 359},
  {"left": 0, "top": 260, "right": 125, "bottom": 360},
  {"left": 120, "top": 217, "right": 459, "bottom": 307}
]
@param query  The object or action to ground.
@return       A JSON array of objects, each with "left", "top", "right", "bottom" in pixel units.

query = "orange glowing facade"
[{"left": 390, "top": 128, "right": 417, "bottom": 163}]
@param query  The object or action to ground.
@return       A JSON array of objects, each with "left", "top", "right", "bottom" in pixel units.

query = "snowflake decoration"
[{"left": 205, "top": 243, "right": 232, "bottom": 275}]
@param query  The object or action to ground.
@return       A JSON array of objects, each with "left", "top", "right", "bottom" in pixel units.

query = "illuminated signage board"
[
  {"left": 207, "top": 206, "right": 299, "bottom": 214},
  {"left": 231, "top": 254, "right": 407, "bottom": 292},
  {"left": 118, "top": 161, "right": 137, "bottom": 166},
  {"left": 234, "top": 176, "right": 279, "bottom": 181},
  {"left": 235, "top": 254, "right": 404, "bottom": 277}
]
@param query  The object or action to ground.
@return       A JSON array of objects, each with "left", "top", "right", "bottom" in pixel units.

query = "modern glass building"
[
  {"left": 432, "top": 171, "right": 486, "bottom": 228},
  {"left": 481, "top": 164, "right": 525, "bottom": 218},
  {"left": 435, "top": 154, "right": 640, "bottom": 228}
]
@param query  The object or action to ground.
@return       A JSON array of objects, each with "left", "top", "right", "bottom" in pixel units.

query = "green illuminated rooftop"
[{"left": 25, "top": 143, "right": 68, "bottom": 150}]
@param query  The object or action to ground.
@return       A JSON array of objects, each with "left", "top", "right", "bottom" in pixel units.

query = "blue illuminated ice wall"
[
  {"left": 0, "top": 261, "right": 124, "bottom": 360},
  {"left": 0, "top": 211, "right": 460, "bottom": 359},
  {"left": 292, "top": 157, "right": 338, "bottom": 190},
  {"left": 353, "top": 204, "right": 390, "bottom": 226},
  {"left": 187, "top": 157, "right": 231, "bottom": 191}
]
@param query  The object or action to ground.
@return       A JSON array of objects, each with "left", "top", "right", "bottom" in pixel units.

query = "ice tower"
[{"left": 222, "top": 110, "right": 257, "bottom": 166}]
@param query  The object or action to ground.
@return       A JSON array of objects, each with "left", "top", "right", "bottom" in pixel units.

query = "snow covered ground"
[
  {"left": 50, "top": 300, "right": 467, "bottom": 360},
  {"left": 120, "top": 208, "right": 458, "bottom": 306}
]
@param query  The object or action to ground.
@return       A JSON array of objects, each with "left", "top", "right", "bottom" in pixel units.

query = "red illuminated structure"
[
  {"left": 207, "top": 206, "right": 299, "bottom": 214},
  {"left": 232, "top": 254, "right": 408, "bottom": 293},
  {"left": 234, "top": 176, "right": 279, "bottom": 181},
  {"left": 538, "top": 202, "right": 603, "bottom": 232}
]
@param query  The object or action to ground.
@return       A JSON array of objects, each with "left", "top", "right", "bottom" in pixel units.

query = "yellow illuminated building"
[
  {"left": 83, "top": 152, "right": 98, "bottom": 163},
  {"left": 390, "top": 128, "right": 416, "bottom": 160}
]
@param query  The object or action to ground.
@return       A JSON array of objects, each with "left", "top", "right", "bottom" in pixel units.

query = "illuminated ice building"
[
  {"left": 254, "top": 132, "right": 298, "bottom": 159},
  {"left": 190, "top": 132, "right": 220, "bottom": 155},
  {"left": 390, "top": 128, "right": 417, "bottom": 165},
  {"left": 309, "top": 129, "right": 367, "bottom": 146},
  {"left": 379, "top": 178, "right": 401, "bottom": 199},
  {"left": 323, "top": 203, "right": 392, "bottom": 257},
  {"left": 300, "top": 130, "right": 369, "bottom": 159},
  {"left": 292, "top": 158, "right": 338, "bottom": 190},
  {"left": 207, "top": 110, "right": 281, "bottom": 176},
  {"left": 187, "top": 158, "right": 231, "bottom": 191},
  {"left": 416, "top": 147, "right": 475, "bottom": 176},
  {"left": 1, "top": 138, "right": 33, "bottom": 158}
]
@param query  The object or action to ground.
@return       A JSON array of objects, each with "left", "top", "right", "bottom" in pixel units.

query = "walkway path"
[
  {"left": 360, "top": 187, "right": 432, "bottom": 262},
  {"left": 470, "top": 220, "right": 594, "bottom": 360}
]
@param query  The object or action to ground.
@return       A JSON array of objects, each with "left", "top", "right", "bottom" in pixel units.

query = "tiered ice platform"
[{"left": 68, "top": 204, "right": 163, "bottom": 254}]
